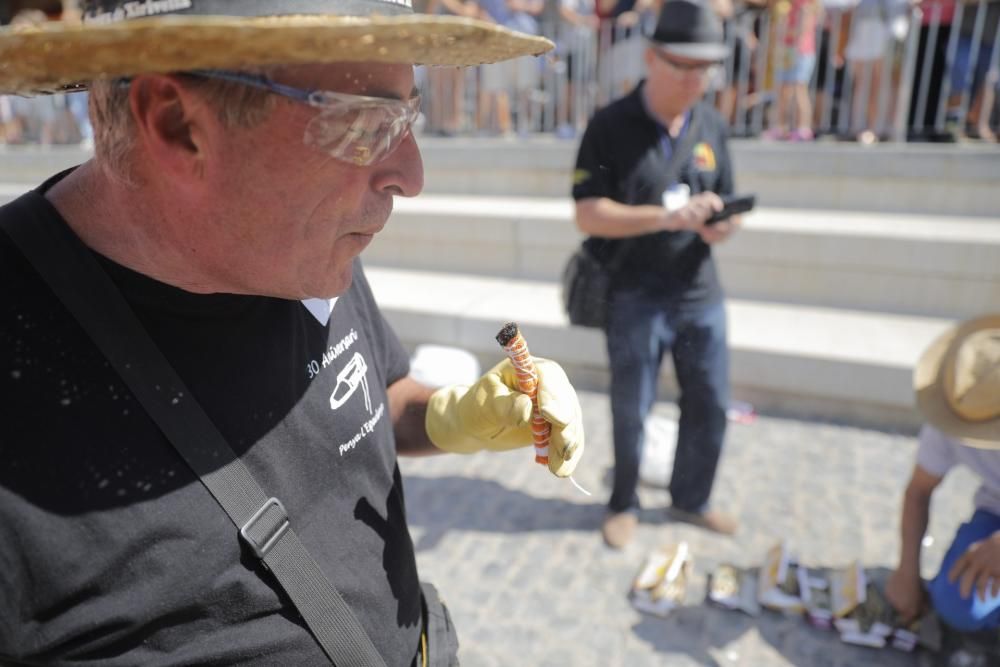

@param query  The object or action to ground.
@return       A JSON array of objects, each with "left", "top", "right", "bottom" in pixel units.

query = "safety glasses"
[{"left": 185, "top": 69, "right": 421, "bottom": 166}]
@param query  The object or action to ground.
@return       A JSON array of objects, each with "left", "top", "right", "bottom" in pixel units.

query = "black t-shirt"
[
  {"left": 572, "top": 82, "right": 735, "bottom": 305},
  {"left": 0, "top": 181, "right": 420, "bottom": 666}
]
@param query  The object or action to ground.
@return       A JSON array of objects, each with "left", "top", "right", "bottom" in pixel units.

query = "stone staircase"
[
  {"left": 365, "top": 137, "right": 1000, "bottom": 430},
  {"left": 3, "top": 139, "right": 999, "bottom": 428}
]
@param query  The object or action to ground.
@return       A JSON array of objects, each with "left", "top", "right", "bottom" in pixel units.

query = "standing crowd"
[
  {"left": 4, "top": 0, "right": 1000, "bottom": 145},
  {"left": 411, "top": 0, "right": 1000, "bottom": 142}
]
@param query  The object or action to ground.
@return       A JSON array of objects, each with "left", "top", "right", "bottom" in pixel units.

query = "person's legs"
[
  {"left": 965, "top": 41, "right": 997, "bottom": 137},
  {"left": 427, "top": 68, "right": 446, "bottom": 133},
  {"left": 447, "top": 68, "right": 464, "bottom": 134},
  {"left": 792, "top": 82, "right": 813, "bottom": 138},
  {"left": 667, "top": 300, "right": 729, "bottom": 515},
  {"left": 849, "top": 60, "right": 867, "bottom": 134},
  {"left": 476, "top": 89, "right": 492, "bottom": 132},
  {"left": 925, "top": 24, "right": 952, "bottom": 133},
  {"left": 850, "top": 58, "right": 883, "bottom": 141},
  {"left": 947, "top": 37, "right": 981, "bottom": 115},
  {"left": 867, "top": 59, "right": 883, "bottom": 133},
  {"left": 791, "top": 54, "right": 816, "bottom": 139},
  {"left": 976, "top": 72, "right": 998, "bottom": 141},
  {"left": 606, "top": 289, "right": 672, "bottom": 515},
  {"left": 769, "top": 81, "right": 794, "bottom": 137},
  {"left": 929, "top": 510, "right": 1000, "bottom": 632},
  {"left": 764, "top": 80, "right": 792, "bottom": 139},
  {"left": 67, "top": 91, "right": 93, "bottom": 146},
  {"left": 907, "top": 25, "right": 931, "bottom": 131}
]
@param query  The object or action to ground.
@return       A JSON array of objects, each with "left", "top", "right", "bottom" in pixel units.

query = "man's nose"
[{"left": 373, "top": 131, "right": 424, "bottom": 197}]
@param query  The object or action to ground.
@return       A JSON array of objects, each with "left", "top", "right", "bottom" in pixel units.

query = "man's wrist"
[{"left": 659, "top": 208, "right": 678, "bottom": 231}]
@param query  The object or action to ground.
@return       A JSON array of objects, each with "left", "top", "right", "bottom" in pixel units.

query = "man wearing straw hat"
[
  {"left": 0, "top": 2, "right": 586, "bottom": 664},
  {"left": 885, "top": 314, "right": 1000, "bottom": 634}
]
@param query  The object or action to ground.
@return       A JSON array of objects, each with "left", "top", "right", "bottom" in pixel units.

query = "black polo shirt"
[{"left": 572, "top": 81, "right": 735, "bottom": 306}]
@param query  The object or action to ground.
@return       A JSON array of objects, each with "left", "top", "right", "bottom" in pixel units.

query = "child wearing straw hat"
[
  {"left": 0, "top": 3, "right": 585, "bottom": 664},
  {"left": 885, "top": 314, "right": 1000, "bottom": 633}
]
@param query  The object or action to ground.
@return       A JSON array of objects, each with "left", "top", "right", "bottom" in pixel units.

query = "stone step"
[
  {"left": 3, "top": 138, "right": 1000, "bottom": 216},
  {"left": 365, "top": 265, "right": 956, "bottom": 430},
  {"left": 414, "top": 137, "right": 1000, "bottom": 217},
  {"left": 7, "top": 180, "right": 993, "bottom": 320},
  {"left": 0, "top": 146, "right": 89, "bottom": 185},
  {"left": 368, "top": 195, "right": 1000, "bottom": 321}
]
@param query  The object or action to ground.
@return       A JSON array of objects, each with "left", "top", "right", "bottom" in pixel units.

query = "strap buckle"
[{"left": 240, "top": 497, "right": 290, "bottom": 559}]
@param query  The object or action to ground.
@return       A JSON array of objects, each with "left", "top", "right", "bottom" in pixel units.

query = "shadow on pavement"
[
  {"left": 402, "top": 474, "right": 605, "bottom": 551},
  {"left": 632, "top": 605, "right": 752, "bottom": 666}
]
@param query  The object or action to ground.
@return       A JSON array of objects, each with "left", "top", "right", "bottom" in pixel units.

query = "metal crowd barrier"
[
  {"left": 415, "top": 0, "right": 1000, "bottom": 143},
  {"left": 1, "top": 2, "right": 997, "bottom": 145}
]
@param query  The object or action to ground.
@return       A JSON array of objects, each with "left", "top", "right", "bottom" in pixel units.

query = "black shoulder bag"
[
  {"left": 1, "top": 193, "right": 456, "bottom": 667},
  {"left": 562, "top": 111, "right": 703, "bottom": 329}
]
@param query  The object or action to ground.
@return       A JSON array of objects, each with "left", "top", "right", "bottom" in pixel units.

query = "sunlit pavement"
[{"left": 401, "top": 388, "right": 984, "bottom": 667}]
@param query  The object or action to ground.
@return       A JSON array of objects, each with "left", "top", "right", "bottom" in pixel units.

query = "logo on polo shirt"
[{"left": 693, "top": 142, "right": 716, "bottom": 172}]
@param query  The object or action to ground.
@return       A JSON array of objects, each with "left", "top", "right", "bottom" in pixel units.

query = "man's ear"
[
  {"left": 129, "top": 74, "right": 215, "bottom": 182},
  {"left": 643, "top": 46, "right": 655, "bottom": 70}
]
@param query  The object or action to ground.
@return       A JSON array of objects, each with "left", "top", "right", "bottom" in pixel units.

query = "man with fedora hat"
[
  {"left": 0, "top": 2, "right": 587, "bottom": 664},
  {"left": 885, "top": 314, "right": 1000, "bottom": 633},
  {"left": 571, "top": 0, "right": 740, "bottom": 548}
]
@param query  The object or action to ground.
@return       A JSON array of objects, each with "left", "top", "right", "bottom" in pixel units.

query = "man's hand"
[
  {"left": 699, "top": 214, "right": 741, "bottom": 245},
  {"left": 886, "top": 568, "right": 927, "bottom": 623},
  {"left": 425, "top": 358, "right": 585, "bottom": 477},
  {"left": 663, "top": 192, "right": 724, "bottom": 233},
  {"left": 948, "top": 531, "right": 1000, "bottom": 602}
]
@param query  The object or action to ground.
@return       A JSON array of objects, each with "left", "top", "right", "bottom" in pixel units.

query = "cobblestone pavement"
[{"left": 399, "top": 389, "right": 982, "bottom": 667}]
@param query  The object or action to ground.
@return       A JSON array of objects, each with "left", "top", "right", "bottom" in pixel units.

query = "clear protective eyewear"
[{"left": 186, "top": 69, "right": 421, "bottom": 166}]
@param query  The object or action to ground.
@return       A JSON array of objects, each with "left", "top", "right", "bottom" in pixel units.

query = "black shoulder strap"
[
  {"left": 0, "top": 191, "right": 386, "bottom": 667},
  {"left": 603, "top": 108, "right": 704, "bottom": 271},
  {"left": 651, "top": 106, "right": 704, "bottom": 212}
]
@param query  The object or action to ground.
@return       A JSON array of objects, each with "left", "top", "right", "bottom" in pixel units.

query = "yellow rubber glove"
[{"left": 425, "top": 357, "right": 585, "bottom": 477}]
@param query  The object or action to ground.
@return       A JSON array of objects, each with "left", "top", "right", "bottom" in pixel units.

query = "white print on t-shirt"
[
  {"left": 338, "top": 402, "right": 386, "bottom": 456},
  {"left": 329, "top": 352, "right": 373, "bottom": 414},
  {"left": 306, "top": 328, "right": 358, "bottom": 380}
]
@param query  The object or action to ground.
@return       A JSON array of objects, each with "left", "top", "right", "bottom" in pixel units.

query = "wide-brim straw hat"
[
  {"left": 914, "top": 313, "right": 1000, "bottom": 449},
  {"left": 0, "top": 0, "right": 554, "bottom": 95}
]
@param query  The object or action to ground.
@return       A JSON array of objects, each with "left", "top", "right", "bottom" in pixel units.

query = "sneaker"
[
  {"left": 788, "top": 127, "right": 814, "bottom": 142},
  {"left": 666, "top": 507, "right": 738, "bottom": 535},
  {"left": 601, "top": 512, "right": 638, "bottom": 549},
  {"left": 855, "top": 129, "right": 878, "bottom": 145}
]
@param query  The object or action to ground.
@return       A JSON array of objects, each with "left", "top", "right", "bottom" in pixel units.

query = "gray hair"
[{"left": 89, "top": 71, "right": 279, "bottom": 186}]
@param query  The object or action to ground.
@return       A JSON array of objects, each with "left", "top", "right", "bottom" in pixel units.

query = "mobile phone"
[{"left": 705, "top": 194, "right": 756, "bottom": 225}]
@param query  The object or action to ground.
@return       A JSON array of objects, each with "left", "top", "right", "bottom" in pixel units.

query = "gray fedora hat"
[{"left": 648, "top": 0, "right": 729, "bottom": 62}]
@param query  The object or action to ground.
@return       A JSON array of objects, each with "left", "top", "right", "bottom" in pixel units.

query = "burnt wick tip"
[{"left": 495, "top": 322, "right": 519, "bottom": 347}]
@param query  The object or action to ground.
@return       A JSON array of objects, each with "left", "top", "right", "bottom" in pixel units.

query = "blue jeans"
[
  {"left": 605, "top": 291, "right": 729, "bottom": 514},
  {"left": 929, "top": 509, "right": 1000, "bottom": 632}
]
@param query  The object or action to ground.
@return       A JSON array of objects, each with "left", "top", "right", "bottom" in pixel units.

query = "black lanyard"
[{"left": 657, "top": 110, "right": 692, "bottom": 186}]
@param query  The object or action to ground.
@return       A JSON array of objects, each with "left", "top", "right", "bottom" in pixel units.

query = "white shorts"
[{"left": 846, "top": 20, "right": 890, "bottom": 62}]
